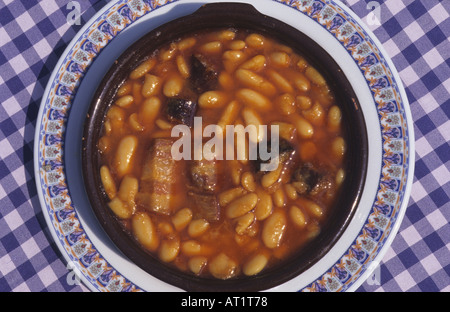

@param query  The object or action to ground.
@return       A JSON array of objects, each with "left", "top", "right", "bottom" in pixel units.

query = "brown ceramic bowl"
[{"left": 82, "top": 2, "right": 368, "bottom": 292}]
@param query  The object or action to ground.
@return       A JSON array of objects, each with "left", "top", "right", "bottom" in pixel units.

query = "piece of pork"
[
  {"left": 188, "top": 159, "right": 220, "bottom": 222},
  {"left": 166, "top": 98, "right": 197, "bottom": 127},
  {"left": 291, "top": 162, "right": 333, "bottom": 197},
  {"left": 135, "top": 138, "right": 179, "bottom": 215},
  {"left": 189, "top": 54, "right": 219, "bottom": 94}
]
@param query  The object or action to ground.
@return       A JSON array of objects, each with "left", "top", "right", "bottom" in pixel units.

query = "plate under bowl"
[{"left": 82, "top": 2, "right": 368, "bottom": 292}]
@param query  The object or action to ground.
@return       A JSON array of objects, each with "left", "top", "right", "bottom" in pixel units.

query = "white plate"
[{"left": 34, "top": 0, "right": 414, "bottom": 292}]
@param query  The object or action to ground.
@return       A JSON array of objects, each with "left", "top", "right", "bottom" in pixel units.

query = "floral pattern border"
[{"left": 36, "top": 0, "right": 411, "bottom": 292}]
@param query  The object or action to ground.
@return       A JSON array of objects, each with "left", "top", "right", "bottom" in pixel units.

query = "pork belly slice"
[{"left": 136, "top": 138, "right": 180, "bottom": 215}]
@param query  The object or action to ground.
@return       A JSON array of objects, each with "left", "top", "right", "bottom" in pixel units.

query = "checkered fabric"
[
  {"left": 340, "top": 0, "right": 450, "bottom": 292},
  {"left": 0, "top": 0, "right": 449, "bottom": 292},
  {"left": 0, "top": 0, "right": 107, "bottom": 292}
]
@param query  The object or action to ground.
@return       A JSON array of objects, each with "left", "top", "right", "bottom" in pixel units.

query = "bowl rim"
[{"left": 81, "top": 2, "right": 368, "bottom": 292}]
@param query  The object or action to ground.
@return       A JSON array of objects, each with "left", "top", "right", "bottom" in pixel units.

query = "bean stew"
[{"left": 96, "top": 28, "right": 348, "bottom": 280}]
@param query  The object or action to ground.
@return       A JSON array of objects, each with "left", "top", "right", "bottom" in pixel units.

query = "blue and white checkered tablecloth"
[{"left": 0, "top": 0, "right": 449, "bottom": 292}]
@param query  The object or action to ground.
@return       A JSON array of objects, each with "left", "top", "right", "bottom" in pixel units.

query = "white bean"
[
  {"left": 142, "top": 74, "right": 161, "bottom": 98},
  {"left": 294, "top": 116, "right": 314, "bottom": 139},
  {"left": 304, "top": 200, "right": 324, "bottom": 219},
  {"left": 114, "top": 135, "right": 138, "bottom": 177},
  {"left": 129, "top": 58, "right": 156, "bottom": 80},
  {"left": 181, "top": 240, "right": 211, "bottom": 256},
  {"left": 128, "top": 113, "right": 144, "bottom": 132},
  {"left": 100, "top": 165, "right": 116, "bottom": 200},
  {"left": 188, "top": 256, "right": 208, "bottom": 275},
  {"left": 235, "top": 212, "right": 255, "bottom": 235},
  {"left": 245, "top": 33, "right": 265, "bottom": 49},
  {"left": 276, "top": 93, "right": 296, "bottom": 116},
  {"left": 188, "top": 219, "right": 210, "bottom": 238},
  {"left": 198, "top": 91, "right": 228, "bottom": 109},
  {"left": 163, "top": 75, "right": 184, "bottom": 97},
  {"left": 159, "top": 43, "right": 177, "bottom": 61},
  {"left": 269, "top": 51, "right": 290, "bottom": 67},
  {"left": 209, "top": 253, "right": 238, "bottom": 279},
  {"left": 117, "top": 174, "right": 138, "bottom": 212},
  {"left": 140, "top": 97, "right": 161, "bottom": 124},
  {"left": 228, "top": 40, "right": 246, "bottom": 50},
  {"left": 254, "top": 188, "right": 273, "bottom": 220},
  {"left": 115, "top": 95, "right": 134, "bottom": 108},
  {"left": 217, "top": 100, "right": 241, "bottom": 131},
  {"left": 218, "top": 187, "right": 247, "bottom": 207},
  {"left": 305, "top": 66, "right": 326, "bottom": 86},
  {"left": 261, "top": 165, "right": 282, "bottom": 188},
  {"left": 223, "top": 50, "right": 247, "bottom": 72},
  {"left": 302, "top": 101, "right": 325, "bottom": 126},
  {"left": 108, "top": 197, "right": 131, "bottom": 219},
  {"left": 327, "top": 105, "right": 342, "bottom": 131},
  {"left": 242, "top": 107, "right": 264, "bottom": 143},
  {"left": 158, "top": 238, "right": 180, "bottom": 262},
  {"left": 117, "top": 82, "right": 131, "bottom": 97},
  {"left": 266, "top": 69, "right": 294, "bottom": 93},
  {"left": 171, "top": 208, "right": 193, "bottom": 231},
  {"left": 272, "top": 188, "right": 286, "bottom": 207},
  {"left": 331, "top": 136, "right": 346, "bottom": 159},
  {"left": 199, "top": 41, "right": 222, "bottom": 54},
  {"left": 289, "top": 206, "right": 306, "bottom": 229},
  {"left": 262, "top": 210, "right": 286, "bottom": 248},
  {"left": 239, "top": 55, "right": 266, "bottom": 71},
  {"left": 236, "top": 88, "right": 271, "bottom": 112},
  {"left": 241, "top": 171, "right": 256, "bottom": 192},
  {"left": 132, "top": 212, "right": 159, "bottom": 251},
  {"left": 336, "top": 168, "right": 345, "bottom": 186},
  {"left": 176, "top": 55, "right": 190, "bottom": 78},
  {"left": 177, "top": 37, "right": 196, "bottom": 51},
  {"left": 243, "top": 253, "right": 268, "bottom": 276},
  {"left": 226, "top": 193, "right": 258, "bottom": 219},
  {"left": 235, "top": 69, "right": 276, "bottom": 97}
]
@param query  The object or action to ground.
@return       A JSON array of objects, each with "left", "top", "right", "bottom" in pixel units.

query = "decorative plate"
[{"left": 34, "top": 0, "right": 414, "bottom": 292}]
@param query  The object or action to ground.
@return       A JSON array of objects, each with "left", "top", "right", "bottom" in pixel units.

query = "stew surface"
[{"left": 97, "top": 28, "right": 346, "bottom": 279}]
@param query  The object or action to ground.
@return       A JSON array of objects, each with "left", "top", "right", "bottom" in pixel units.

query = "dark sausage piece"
[
  {"left": 292, "top": 163, "right": 320, "bottom": 193},
  {"left": 252, "top": 138, "right": 295, "bottom": 173},
  {"left": 189, "top": 54, "right": 219, "bottom": 94},
  {"left": 167, "top": 98, "right": 197, "bottom": 127},
  {"left": 166, "top": 54, "right": 218, "bottom": 126},
  {"left": 292, "top": 163, "right": 333, "bottom": 197}
]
